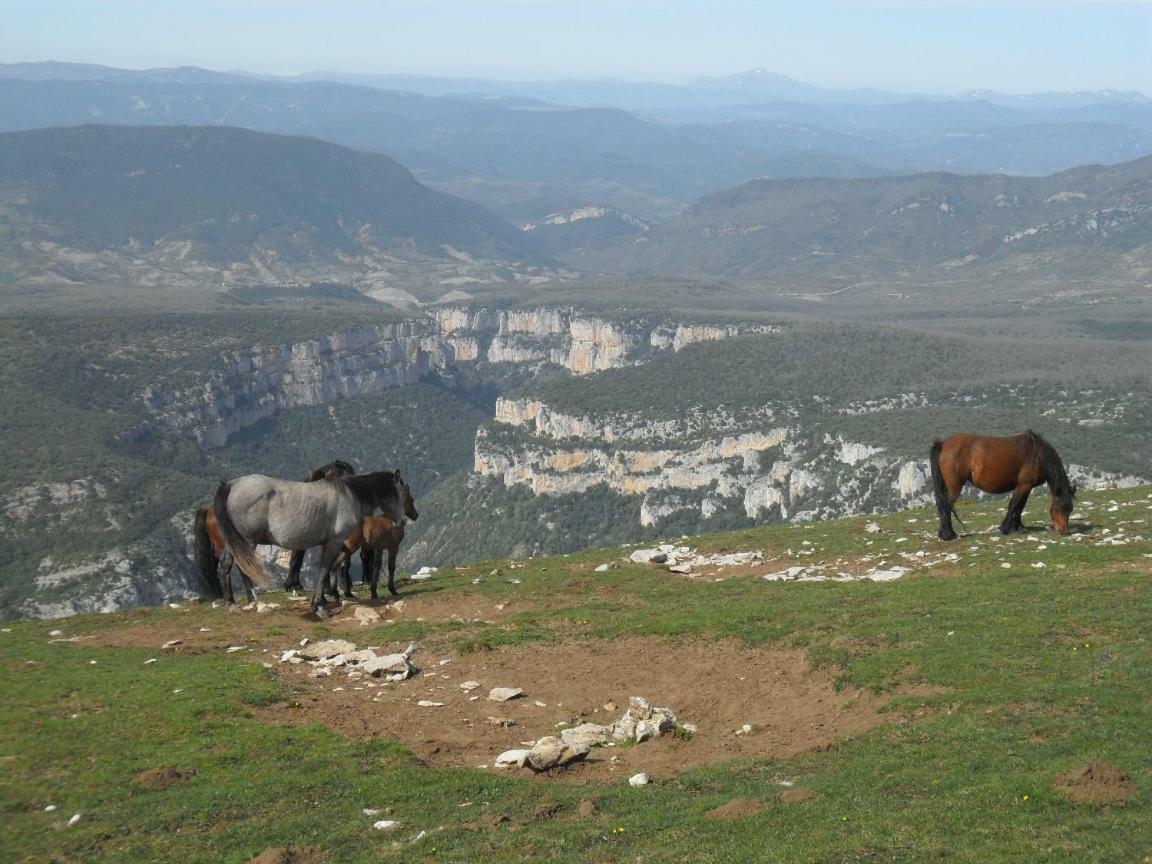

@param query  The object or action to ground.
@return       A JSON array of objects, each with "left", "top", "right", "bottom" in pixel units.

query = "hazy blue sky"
[{"left": 3, "top": 0, "right": 1150, "bottom": 93}]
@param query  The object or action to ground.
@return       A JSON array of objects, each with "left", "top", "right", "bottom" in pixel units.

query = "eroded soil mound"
[
  {"left": 135, "top": 767, "right": 194, "bottom": 790},
  {"left": 1053, "top": 763, "right": 1137, "bottom": 804},
  {"left": 704, "top": 798, "right": 768, "bottom": 820},
  {"left": 248, "top": 847, "right": 324, "bottom": 864}
]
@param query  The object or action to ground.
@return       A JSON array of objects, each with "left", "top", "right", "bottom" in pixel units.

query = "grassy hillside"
[{"left": 2, "top": 487, "right": 1150, "bottom": 862}]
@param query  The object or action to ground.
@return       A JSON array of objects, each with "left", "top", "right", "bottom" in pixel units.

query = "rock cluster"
[
  {"left": 494, "top": 695, "right": 691, "bottom": 774},
  {"left": 281, "top": 640, "right": 420, "bottom": 681}
]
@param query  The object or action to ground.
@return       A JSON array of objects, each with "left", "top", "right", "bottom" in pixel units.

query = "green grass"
[{"left": 3, "top": 487, "right": 1151, "bottom": 862}]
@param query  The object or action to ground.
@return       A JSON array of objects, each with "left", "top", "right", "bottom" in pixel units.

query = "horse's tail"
[
  {"left": 929, "top": 439, "right": 964, "bottom": 526},
  {"left": 192, "top": 507, "right": 224, "bottom": 599},
  {"left": 212, "top": 481, "right": 269, "bottom": 587}
]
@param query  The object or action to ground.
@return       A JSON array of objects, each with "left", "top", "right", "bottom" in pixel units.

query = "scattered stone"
[
  {"left": 459, "top": 680, "right": 481, "bottom": 692},
  {"left": 144, "top": 658, "right": 158, "bottom": 665},
  {"left": 372, "top": 821, "right": 400, "bottom": 832},
  {"left": 486, "top": 716, "right": 516, "bottom": 728},
  {"left": 628, "top": 773, "right": 650, "bottom": 786},
  {"left": 388, "top": 600, "right": 408, "bottom": 614},
  {"left": 352, "top": 606, "right": 381, "bottom": 625},
  {"left": 298, "top": 639, "right": 358, "bottom": 660},
  {"left": 735, "top": 724, "right": 753, "bottom": 736},
  {"left": 44, "top": 805, "right": 57, "bottom": 813},
  {"left": 594, "top": 563, "right": 611, "bottom": 572},
  {"left": 668, "top": 564, "right": 693, "bottom": 575},
  {"left": 49, "top": 629, "right": 63, "bottom": 637},
  {"left": 416, "top": 700, "right": 444, "bottom": 708},
  {"left": 255, "top": 602, "right": 279, "bottom": 614},
  {"left": 525, "top": 736, "right": 590, "bottom": 772},
  {"left": 363, "top": 808, "right": 381, "bottom": 816},
  {"left": 67, "top": 813, "right": 81, "bottom": 827},
  {"left": 865, "top": 522, "right": 881, "bottom": 533},
  {"left": 488, "top": 687, "right": 524, "bottom": 702},
  {"left": 161, "top": 639, "right": 183, "bottom": 650},
  {"left": 226, "top": 646, "right": 247, "bottom": 653},
  {"left": 360, "top": 643, "right": 420, "bottom": 680},
  {"left": 410, "top": 566, "right": 437, "bottom": 581},
  {"left": 611, "top": 696, "right": 679, "bottom": 743},
  {"left": 630, "top": 549, "right": 668, "bottom": 564}
]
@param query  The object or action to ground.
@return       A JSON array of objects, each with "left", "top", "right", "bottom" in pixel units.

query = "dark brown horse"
[
  {"left": 285, "top": 460, "right": 358, "bottom": 592},
  {"left": 930, "top": 431, "right": 1076, "bottom": 541},
  {"left": 192, "top": 506, "right": 244, "bottom": 603}
]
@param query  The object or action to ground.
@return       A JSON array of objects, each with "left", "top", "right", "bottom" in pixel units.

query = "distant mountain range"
[
  {"left": 566, "top": 157, "right": 1152, "bottom": 286},
  {"left": 1, "top": 62, "right": 1149, "bottom": 224},
  {"left": 0, "top": 125, "right": 546, "bottom": 291}
]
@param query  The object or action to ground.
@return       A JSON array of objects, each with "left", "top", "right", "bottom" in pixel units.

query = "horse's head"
[
  {"left": 1050, "top": 483, "right": 1076, "bottom": 535},
  {"left": 396, "top": 470, "right": 419, "bottom": 522}
]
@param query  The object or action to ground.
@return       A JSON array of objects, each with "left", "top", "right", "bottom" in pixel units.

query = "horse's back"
[
  {"left": 939, "top": 432, "right": 1037, "bottom": 494},
  {"left": 227, "top": 474, "right": 352, "bottom": 547}
]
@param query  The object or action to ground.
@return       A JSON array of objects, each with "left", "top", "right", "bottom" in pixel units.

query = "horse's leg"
[
  {"left": 367, "top": 548, "right": 380, "bottom": 600},
  {"left": 1010, "top": 487, "right": 1032, "bottom": 531},
  {"left": 285, "top": 549, "right": 305, "bottom": 592},
  {"left": 220, "top": 551, "right": 236, "bottom": 605},
  {"left": 312, "top": 542, "right": 347, "bottom": 619},
  {"left": 340, "top": 553, "right": 356, "bottom": 600},
  {"left": 360, "top": 548, "right": 373, "bottom": 587},
  {"left": 1000, "top": 486, "right": 1031, "bottom": 535},
  {"left": 386, "top": 542, "right": 399, "bottom": 597}
]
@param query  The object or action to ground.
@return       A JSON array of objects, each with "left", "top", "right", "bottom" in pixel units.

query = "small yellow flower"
[{"left": 1022, "top": 795, "right": 1029, "bottom": 801}]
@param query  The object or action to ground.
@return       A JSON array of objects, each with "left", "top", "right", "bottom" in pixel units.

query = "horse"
[
  {"left": 930, "top": 431, "right": 1076, "bottom": 541},
  {"left": 212, "top": 469, "right": 410, "bottom": 618},
  {"left": 284, "top": 460, "right": 358, "bottom": 592},
  {"left": 330, "top": 512, "right": 412, "bottom": 601}
]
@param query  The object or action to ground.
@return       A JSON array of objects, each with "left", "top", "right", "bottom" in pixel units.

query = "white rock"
[
  {"left": 44, "top": 805, "right": 56, "bottom": 812},
  {"left": 560, "top": 723, "right": 610, "bottom": 748},
  {"left": 363, "top": 808, "right": 381, "bottom": 816},
  {"left": 494, "top": 749, "right": 530, "bottom": 768},
  {"left": 629, "top": 548, "right": 668, "bottom": 564},
  {"left": 373, "top": 820, "right": 400, "bottom": 831},
  {"left": 353, "top": 606, "right": 382, "bottom": 625},
  {"left": 226, "top": 646, "right": 247, "bottom": 653},
  {"left": 865, "top": 522, "right": 881, "bottom": 533},
  {"left": 459, "top": 681, "right": 481, "bottom": 692},
  {"left": 67, "top": 813, "right": 81, "bottom": 826},
  {"left": 298, "top": 639, "right": 358, "bottom": 660},
  {"left": 628, "top": 773, "right": 650, "bottom": 786},
  {"left": 488, "top": 687, "right": 524, "bottom": 702},
  {"left": 161, "top": 639, "right": 183, "bottom": 649},
  {"left": 594, "top": 563, "right": 611, "bottom": 572},
  {"left": 526, "top": 736, "right": 590, "bottom": 771},
  {"left": 144, "top": 658, "right": 158, "bottom": 665},
  {"left": 417, "top": 700, "right": 444, "bottom": 708}
]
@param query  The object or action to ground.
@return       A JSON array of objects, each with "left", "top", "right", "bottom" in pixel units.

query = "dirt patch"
[
  {"left": 248, "top": 848, "right": 324, "bottom": 864},
  {"left": 135, "top": 767, "right": 195, "bottom": 790},
  {"left": 779, "top": 788, "right": 821, "bottom": 804},
  {"left": 1053, "top": 763, "right": 1137, "bottom": 804},
  {"left": 704, "top": 798, "right": 767, "bottom": 820},
  {"left": 258, "top": 635, "right": 930, "bottom": 781}
]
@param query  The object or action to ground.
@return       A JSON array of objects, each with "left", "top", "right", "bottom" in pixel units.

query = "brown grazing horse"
[
  {"left": 930, "top": 431, "right": 1076, "bottom": 541},
  {"left": 285, "top": 460, "right": 358, "bottom": 592},
  {"left": 333, "top": 515, "right": 408, "bottom": 600}
]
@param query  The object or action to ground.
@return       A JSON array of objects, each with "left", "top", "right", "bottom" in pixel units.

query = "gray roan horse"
[
  {"left": 212, "top": 470, "right": 411, "bottom": 618},
  {"left": 284, "top": 459, "right": 358, "bottom": 593}
]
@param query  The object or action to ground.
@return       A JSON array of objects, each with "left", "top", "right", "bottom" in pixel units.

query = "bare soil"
[
  {"left": 248, "top": 848, "right": 325, "bottom": 864},
  {"left": 261, "top": 634, "right": 931, "bottom": 780},
  {"left": 704, "top": 798, "right": 768, "bottom": 820},
  {"left": 135, "top": 767, "right": 194, "bottom": 791},
  {"left": 1053, "top": 763, "right": 1137, "bottom": 805}
]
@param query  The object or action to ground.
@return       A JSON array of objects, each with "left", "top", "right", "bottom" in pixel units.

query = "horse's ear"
[{"left": 393, "top": 469, "right": 403, "bottom": 484}]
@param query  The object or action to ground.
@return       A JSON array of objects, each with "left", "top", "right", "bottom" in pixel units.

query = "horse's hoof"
[
  {"left": 938, "top": 529, "right": 957, "bottom": 541},
  {"left": 313, "top": 606, "right": 331, "bottom": 621}
]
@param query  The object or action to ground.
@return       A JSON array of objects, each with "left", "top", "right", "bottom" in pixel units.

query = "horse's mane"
[
  {"left": 308, "top": 459, "right": 357, "bottom": 482},
  {"left": 342, "top": 470, "right": 401, "bottom": 509},
  {"left": 1025, "top": 431, "right": 1074, "bottom": 508}
]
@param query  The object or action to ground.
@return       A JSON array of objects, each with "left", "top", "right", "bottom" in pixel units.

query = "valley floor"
[{"left": 2, "top": 488, "right": 1151, "bottom": 862}]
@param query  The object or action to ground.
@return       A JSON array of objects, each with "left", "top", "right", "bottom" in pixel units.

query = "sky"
[{"left": 2, "top": 0, "right": 1150, "bottom": 94}]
